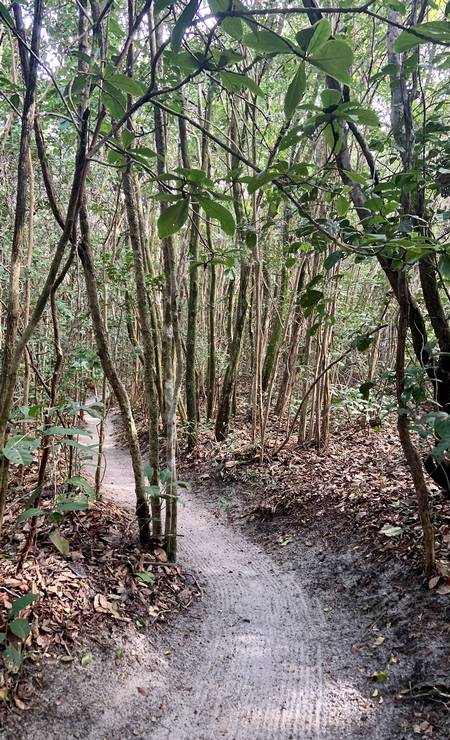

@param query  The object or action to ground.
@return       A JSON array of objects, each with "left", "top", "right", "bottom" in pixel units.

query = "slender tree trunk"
[
  {"left": 179, "top": 101, "right": 199, "bottom": 450},
  {"left": 215, "top": 110, "right": 250, "bottom": 442},
  {"left": 206, "top": 223, "right": 216, "bottom": 421},
  {"left": 396, "top": 271, "right": 435, "bottom": 576},
  {"left": 78, "top": 202, "right": 151, "bottom": 548},
  {"left": 151, "top": 10, "right": 183, "bottom": 560}
]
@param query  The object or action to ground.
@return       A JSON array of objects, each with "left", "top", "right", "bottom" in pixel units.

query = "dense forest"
[{"left": 1, "top": 0, "right": 450, "bottom": 736}]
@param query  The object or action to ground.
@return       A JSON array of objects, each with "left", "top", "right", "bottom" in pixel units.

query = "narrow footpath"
[{"left": 16, "top": 413, "right": 398, "bottom": 739}]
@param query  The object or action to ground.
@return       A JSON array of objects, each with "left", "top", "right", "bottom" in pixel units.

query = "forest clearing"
[{"left": 1, "top": 0, "right": 450, "bottom": 736}]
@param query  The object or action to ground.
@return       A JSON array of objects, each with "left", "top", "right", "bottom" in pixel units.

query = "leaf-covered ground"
[{"left": 0, "top": 489, "right": 194, "bottom": 719}]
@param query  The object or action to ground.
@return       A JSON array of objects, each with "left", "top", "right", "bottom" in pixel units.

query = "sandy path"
[{"left": 12, "top": 413, "right": 388, "bottom": 740}]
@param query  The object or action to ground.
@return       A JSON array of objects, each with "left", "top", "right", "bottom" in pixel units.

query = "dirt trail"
[{"left": 11, "top": 414, "right": 396, "bottom": 739}]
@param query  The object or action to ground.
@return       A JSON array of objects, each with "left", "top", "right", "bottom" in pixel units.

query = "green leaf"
[
  {"left": 84, "top": 402, "right": 104, "bottom": 419},
  {"left": 0, "top": 2, "right": 15, "bottom": 28},
  {"left": 108, "top": 17, "right": 123, "bottom": 38},
  {"left": 9, "top": 618, "right": 31, "bottom": 641},
  {"left": 8, "top": 592, "right": 38, "bottom": 617},
  {"left": 394, "top": 21, "right": 450, "bottom": 53},
  {"left": 352, "top": 334, "right": 373, "bottom": 352},
  {"left": 131, "top": 146, "right": 158, "bottom": 160},
  {"left": 157, "top": 199, "right": 189, "bottom": 238},
  {"left": 242, "top": 29, "right": 292, "bottom": 55},
  {"left": 57, "top": 499, "right": 89, "bottom": 513},
  {"left": 4, "top": 644, "right": 22, "bottom": 669},
  {"left": 160, "top": 468, "right": 173, "bottom": 484},
  {"left": 65, "top": 475, "right": 95, "bottom": 497},
  {"left": 335, "top": 195, "right": 349, "bottom": 216},
  {"left": 321, "top": 88, "right": 341, "bottom": 109},
  {"left": 17, "top": 507, "right": 44, "bottom": 523},
  {"left": 171, "top": 0, "right": 199, "bottom": 52},
  {"left": 43, "top": 426, "right": 92, "bottom": 437},
  {"left": 121, "top": 129, "right": 135, "bottom": 149},
  {"left": 102, "top": 81, "right": 127, "bottom": 118},
  {"left": 107, "top": 73, "right": 146, "bottom": 97},
  {"left": 324, "top": 250, "right": 343, "bottom": 270},
  {"left": 297, "top": 18, "right": 331, "bottom": 53},
  {"left": 359, "top": 381, "right": 375, "bottom": 400},
  {"left": 81, "top": 653, "right": 92, "bottom": 667},
  {"left": 144, "top": 464, "right": 155, "bottom": 481},
  {"left": 284, "top": 63, "right": 306, "bottom": 118},
  {"left": 135, "top": 571, "right": 156, "bottom": 584},
  {"left": 335, "top": 102, "right": 379, "bottom": 127},
  {"left": 107, "top": 148, "right": 127, "bottom": 167},
  {"left": 49, "top": 529, "right": 70, "bottom": 557},
  {"left": 1, "top": 436, "right": 40, "bottom": 465},
  {"left": 310, "top": 39, "right": 353, "bottom": 85},
  {"left": 208, "top": 0, "right": 251, "bottom": 39},
  {"left": 380, "top": 524, "right": 403, "bottom": 537},
  {"left": 145, "top": 485, "right": 162, "bottom": 497},
  {"left": 219, "top": 71, "right": 264, "bottom": 97},
  {"left": 373, "top": 670, "right": 389, "bottom": 683},
  {"left": 300, "top": 289, "right": 323, "bottom": 308},
  {"left": 244, "top": 170, "right": 277, "bottom": 194},
  {"left": 198, "top": 196, "right": 235, "bottom": 236}
]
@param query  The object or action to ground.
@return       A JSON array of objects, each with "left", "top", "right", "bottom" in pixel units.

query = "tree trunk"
[{"left": 78, "top": 202, "right": 151, "bottom": 548}]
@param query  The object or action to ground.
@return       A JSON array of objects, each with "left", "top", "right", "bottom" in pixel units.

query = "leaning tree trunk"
[{"left": 396, "top": 270, "right": 435, "bottom": 576}]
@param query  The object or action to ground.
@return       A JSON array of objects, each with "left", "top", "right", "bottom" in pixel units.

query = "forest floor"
[{"left": 2, "top": 411, "right": 450, "bottom": 739}]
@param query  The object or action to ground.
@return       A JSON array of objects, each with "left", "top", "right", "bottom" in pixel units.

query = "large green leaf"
[
  {"left": 4, "top": 644, "right": 22, "bottom": 669},
  {"left": 334, "top": 102, "right": 379, "bottom": 127},
  {"left": 8, "top": 592, "right": 39, "bottom": 618},
  {"left": 284, "top": 63, "right": 306, "bottom": 118},
  {"left": 43, "top": 425, "right": 92, "bottom": 436},
  {"left": 310, "top": 39, "right": 353, "bottom": 85},
  {"left": 394, "top": 21, "right": 450, "bottom": 52},
  {"left": 297, "top": 19, "right": 331, "bottom": 53},
  {"left": 171, "top": 0, "right": 199, "bottom": 51},
  {"left": 9, "top": 618, "right": 31, "bottom": 641},
  {"left": 102, "top": 80, "right": 127, "bottom": 118},
  {"left": 157, "top": 199, "right": 189, "bottom": 237},
  {"left": 242, "top": 29, "right": 292, "bottom": 54},
  {"left": 107, "top": 73, "right": 146, "bottom": 97},
  {"left": 65, "top": 475, "right": 96, "bottom": 497},
  {"left": 198, "top": 196, "right": 236, "bottom": 236},
  {"left": 220, "top": 71, "right": 264, "bottom": 97},
  {"left": 208, "top": 0, "right": 254, "bottom": 39},
  {"left": 17, "top": 507, "right": 44, "bottom": 523},
  {"left": 49, "top": 529, "right": 71, "bottom": 557},
  {"left": 1, "top": 435, "right": 40, "bottom": 465}
]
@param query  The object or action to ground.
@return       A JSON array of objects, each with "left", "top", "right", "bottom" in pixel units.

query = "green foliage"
[
  {"left": 198, "top": 196, "right": 236, "bottom": 236},
  {"left": 309, "top": 39, "right": 353, "bottom": 85},
  {"left": 1, "top": 436, "right": 41, "bottom": 466},
  {"left": 284, "top": 64, "right": 306, "bottom": 118},
  {"left": 157, "top": 199, "right": 189, "bottom": 237}
]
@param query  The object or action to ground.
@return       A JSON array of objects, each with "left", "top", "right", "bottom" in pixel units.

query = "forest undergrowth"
[{"left": 0, "top": 464, "right": 194, "bottom": 721}]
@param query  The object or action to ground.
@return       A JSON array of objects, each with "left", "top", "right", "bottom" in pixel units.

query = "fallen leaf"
[{"left": 380, "top": 524, "right": 403, "bottom": 538}]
